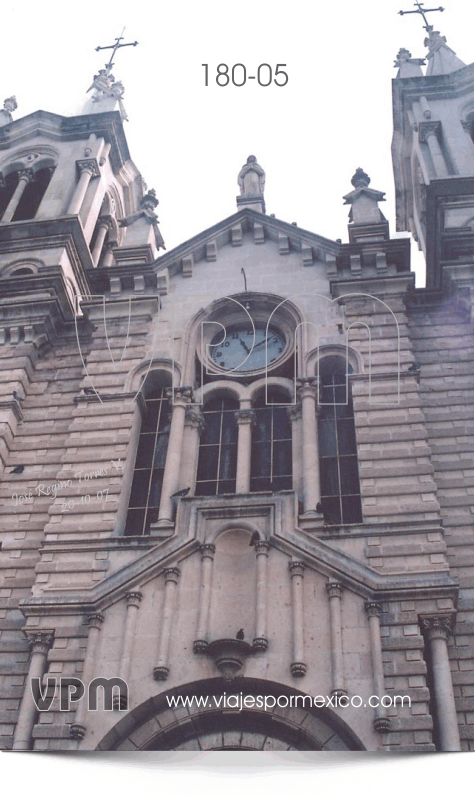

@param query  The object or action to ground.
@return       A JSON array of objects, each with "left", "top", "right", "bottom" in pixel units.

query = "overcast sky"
[{"left": 1, "top": 0, "right": 473, "bottom": 785}]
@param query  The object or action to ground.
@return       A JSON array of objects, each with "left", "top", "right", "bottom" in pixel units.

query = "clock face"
[{"left": 209, "top": 324, "right": 287, "bottom": 373}]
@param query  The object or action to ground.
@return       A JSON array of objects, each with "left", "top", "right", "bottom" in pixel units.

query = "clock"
[{"left": 209, "top": 324, "right": 287, "bottom": 373}]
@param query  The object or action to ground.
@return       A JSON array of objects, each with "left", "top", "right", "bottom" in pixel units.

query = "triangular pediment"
[{"left": 152, "top": 208, "right": 340, "bottom": 286}]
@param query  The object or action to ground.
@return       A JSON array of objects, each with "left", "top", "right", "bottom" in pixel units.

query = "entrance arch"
[{"left": 96, "top": 678, "right": 365, "bottom": 751}]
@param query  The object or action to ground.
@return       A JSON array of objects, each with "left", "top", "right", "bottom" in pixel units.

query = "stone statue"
[
  {"left": 0, "top": 96, "right": 17, "bottom": 127},
  {"left": 238, "top": 155, "right": 265, "bottom": 196}
]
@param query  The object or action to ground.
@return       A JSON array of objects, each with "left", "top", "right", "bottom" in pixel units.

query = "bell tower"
[
  {"left": 391, "top": 4, "right": 473, "bottom": 300},
  {"left": 0, "top": 39, "right": 164, "bottom": 475}
]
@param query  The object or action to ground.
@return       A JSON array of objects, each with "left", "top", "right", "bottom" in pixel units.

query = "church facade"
[{"left": 0, "top": 26, "right": 473, "bottom": 752}]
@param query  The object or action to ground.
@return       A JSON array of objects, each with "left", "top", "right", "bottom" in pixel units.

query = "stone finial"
[
  {"left": 351, "top": 168, "right": 371, "bottom": 189},
  {"left": 119, "top": 187, "right": 165, "bottom": 251},
  {"left": 81, "top": 66, "right": 128, "bottom": 121},
  {"left": 343, "top": 169, "right": 389, "bottom": 243},
  {"left": 0, "top": 96, "right": 17, "bottom": 127},
  {"left": 424, "top": 27, "right": 466, "bottom": 75},
  {"left": 236, "top": 155, "right": 266, "bottom": 213},
  {"left": 141, "top": 188, "right": 159, "bottom": 211},
  {"left": 393, "top": 48, "right": 426, "bottom": 78}
]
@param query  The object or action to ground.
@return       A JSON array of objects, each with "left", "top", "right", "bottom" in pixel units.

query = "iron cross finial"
[
  {"left": 398, "top": 3, "right": 444, "bottom": 30},
  {"left": 95, "top": 27, "right": 138, "bottom": 69}
]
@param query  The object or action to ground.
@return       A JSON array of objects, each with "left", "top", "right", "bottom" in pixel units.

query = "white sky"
[{"left": 1, "top": 0, "right": 474, "bottom": 784}]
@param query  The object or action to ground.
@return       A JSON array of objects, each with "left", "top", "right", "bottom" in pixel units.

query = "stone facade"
[{"left": 0, "top": 34, "right": 473, "bottom": 752}]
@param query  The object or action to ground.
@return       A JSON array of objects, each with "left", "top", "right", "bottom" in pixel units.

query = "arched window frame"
[
  {"left": 316, "top": 354, "right": 363, "bottom": 525},
  {"left": 0, "top": 150, "right": 57, "bottom": 223}
]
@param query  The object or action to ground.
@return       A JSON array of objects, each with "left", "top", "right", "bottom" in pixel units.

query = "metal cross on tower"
[
  {"left": 398, "top": 2, "right": 444, "bottom": 30},
  {"left": 95, "top": 27, "right": 138, "bottom": 69}
]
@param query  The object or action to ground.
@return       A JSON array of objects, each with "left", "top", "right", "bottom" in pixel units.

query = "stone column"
[
  {"left": 182, "top": 407, "right": 205, "bottom": 494},
  {"left": 287, "top": 403, "right": 303, "bottom": 502},
  {"left": 365, "top": 601, "right": 390, "bottom": 732},
  {"left": 154, "top": 567, "right": 180, "bottom": 680},
  {"left": 157, "top": 389, "right": 192, "bottom": 526},
  {"left": 102, "top": 242, "right": 115, "bottom": 267},
  {"left": 289, "top": 561, "right": 306, "bottom": 676},
  {"left": 298, "top": 381, "right": 321, "bottom": 513},
  {"left": 193, "top": 544, "right": 216, "bottom": 652},
  {"left": 254, "top": 540, "right": 270, "bottom": 651},
  {"left": 326, "top": 582, "right": 346, "bottom": 698},
  {"left": 234, "top": 407, "right": 256, "bottom": 494},
  {"left": 69, "top": 613, "right": 104, "bottom": 744},
  {"left": 91, "top": 216, "right": 111, "bottom": 266},
  {"left": 113, "top": 592, "right": 142, "bottom": 709},
  {"left": 421, "top": 614, "right": 461, "bottom": 751},
  {"left": 67, "top": 159, "right": 100, "bottom": 215},
  {"left": 419, "top": 122, "right": 449, "bottom": 178},
  {"left": 1, "top": 168, "right": 34, "bottom": 223},
  {"left": 13, "top": 631, "right": 54, "bottom": 751}
]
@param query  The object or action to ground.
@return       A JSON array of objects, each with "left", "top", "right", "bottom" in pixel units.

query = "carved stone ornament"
[
  {"left": 76, "top": 159, "right": 100, "bottom": 178},
  {"left": 234, "top": 408, "right": 256, "bottom": 425},
  {"left": 3, "top": 96, "right": 17, "bottom": 113},
  {"left": 24, "top": 630, "right": 54, "bottom": 653},
  {"left": 365, "top": 601, "right": 382, "bottom": 619},
  {"left": 374, "top": 716, "right": 391, "bottom": 733},
  {"left": 393, "top": 49, "right": 425, "bottom": 77},
  {"left": 206, "top": 638, "right": 254, "bottom": 683},
  {"left": 153, "top": 665, "right": 170, "bottom": 681},
  {"left": 290, "top": 661, "right": 307, "bottom": 677}
]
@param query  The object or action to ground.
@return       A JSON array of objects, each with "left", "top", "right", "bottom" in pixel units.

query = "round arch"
[{"left": 96, "top": 677, "right": 365, "bottom": 751}]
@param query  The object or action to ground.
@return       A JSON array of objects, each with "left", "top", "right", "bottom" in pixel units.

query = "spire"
[
  {"left": 0, "top": 96, "right": 17, "bottom": 127},
  {"left": 394, "top": 48, "right": 426, "bottom": 78},
  {"left": 79, "top": 29, "right": 138, "bottom": 121},
  {"left": 397, "top": 4, "right": 466, "bottom": 76},
  {"left": 343, "top": 169, "right": 389, "bottom": 244},
  {"left": 236, "top": 155, "right": 266, "bottom": 213},
  {"left": 424, "top": 27, "right": 466, "bottom": 75}
]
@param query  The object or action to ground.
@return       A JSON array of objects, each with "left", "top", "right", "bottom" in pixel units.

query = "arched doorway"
[{"left": 96, "top": 678, "right": 365, "bottom": 751}]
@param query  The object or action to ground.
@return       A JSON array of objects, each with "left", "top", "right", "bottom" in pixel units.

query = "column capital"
[
  {"left": 24, "top": 630, "right": 54, "bottom": 654},
  {"left": 255, "top": 540, "right": 270, "bottom": 556},
  {"left": 200, "top": 543, "right": 216, "bottom": 558},
  {"left": 76, "top": 158, "right": 100, "bottom": 178},
  {"left": 17, "top": 167, "right": 35, "bottom": 183},
  {"left": 365, "top": 601, "right": 382, "bottom": 619},
  {"left": 185, "top": 407, "right": 205, "bottom": 431},
  {"left": 125, "top": 591, "right": 143, "bottom": 608},
  {"left": 419, "top": 120, "right": 442, "bottom": 143},
  {"left": 97, "top": 214, "right": 113, "bottom": 231},
  {"left": 287, "top": 402, "right": 302, "bottom": 421},
  {"left": 420, "top": 613, "right": 454, "bottom": 641},
  {"left": 326, "top": 582, "right": 343, "bottom": 599},
  {"left": 164, "top": 567, "right": 180, "bottom": 583},
  {"left": 234, "top": 408, "right": 256, "bottom": 425},
  {"left": 297, "top": 378, "right": 320, "bottom": 401},
  {"left": 289, "top": 560, "right": 305, "bottom": 578},
  {"left": 165, "top": 386, "right": 194, "bottom": 406},
  {"left": 87, "top": 612, "right": 104, "bottom": 629}
]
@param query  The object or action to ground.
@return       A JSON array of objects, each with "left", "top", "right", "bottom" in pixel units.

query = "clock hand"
[
  {"left": 239, "top": 338, "right": 250, "bottom": 354},
  {"left": 252, "top": 336, "right": 273, "bottom": 349}
]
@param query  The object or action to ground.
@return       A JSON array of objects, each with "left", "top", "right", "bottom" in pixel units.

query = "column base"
[
  {"left": 290, "top": 661, "right": 307, "bottom": 677},
  {"left": 153, "top": 665, "right": 170, "bottom": 681},
  {"left": 331, "top": 689, "right": 348, "bottom": 701},
  {"left": 252, "top": 637, "right": 268, "bottom": 652},
  {"left": 150, "top": 519, "right": 175, "bottom": 533},
  {"left": 113, "top": 694, "right": 128, "bottom": 710},
  {"left": 373, "top": 716, "right": 391, "bottom": 733},
  {"left": 69, "top": 723, "right": 86, "bottom": 740}
]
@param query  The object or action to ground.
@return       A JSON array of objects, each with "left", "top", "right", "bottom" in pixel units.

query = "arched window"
[
  {"left": 250, "top": 388, "right": 292, "bottom": 492},
  {"left": 318, "top": 356, "right": 362, "bottom": 524},
  {"left": 124, "top": 387, "right": 171, "bottom": 536},
  {"left": 0, "top": 167, "right": 54, "bottom": 222},
  {"left": 195, "top": 396, "right": 238, "bottom": 496}
]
